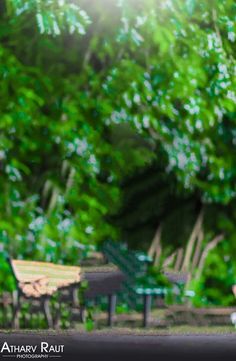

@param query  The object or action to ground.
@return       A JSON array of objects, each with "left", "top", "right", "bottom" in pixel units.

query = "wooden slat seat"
[
  {"left": 165, "top": 306, "right": 236, "bottom": 326},
  {"left": 163, "top": 269, "right": 189, "bottom": 285},
  {"left": 83, "top": 266, "right": 124, "bottom": 298},
  {"left": 193, "top": 307, "right": 236, "bottom": 316},
  {"left": 166, "top": 306, "right": 236, "bottom": 315},
  {"left": 12, "top": 259, "right": 82, "bottom": 297}
]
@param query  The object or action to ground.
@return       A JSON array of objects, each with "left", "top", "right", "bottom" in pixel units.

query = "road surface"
[{"left": 0, "top": 332, "right": 235, "bottom": 361}]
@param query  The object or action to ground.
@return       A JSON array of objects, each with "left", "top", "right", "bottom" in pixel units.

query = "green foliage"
[
  {"left": 85, "top": 308, "right": 95, "bottom": 332},
  {"left": 0, "top": 0, "right": 236, "bottom": 306},
  {"left": 7, "top": 0, "right": 91, "bottom": 35},
  {"left": 146, "top": 265, "right": 172, "bottom": 289},
  {"left": 96, "top": 0, "right": 236, "bottom": 204},
  {"left": 190, "top": 247, "right": 236, "bottom": 306}
]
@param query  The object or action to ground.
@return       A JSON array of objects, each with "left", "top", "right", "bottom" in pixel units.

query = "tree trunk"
[
  {"left": 148, "top": 224, "right": 162, "bottom": 262},
  {"left": 163, "top": 250, "right": 177, "bottom": 269},
  {"left": 195, "top": 234, "right": 224, "bottom": 279},
  {"left": 174, "top": 248, "right": 184, "bottom": 271},
  {"left": 191, "top": 229, "right": 204, "bottom": 272},
  {"left": 181, "top": 209, "right": 204, "bottom": 272}
]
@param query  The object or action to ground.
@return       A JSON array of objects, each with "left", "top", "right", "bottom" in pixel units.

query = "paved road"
[{"left": 0, "top": 332, "right": 235, "bottom": 361}]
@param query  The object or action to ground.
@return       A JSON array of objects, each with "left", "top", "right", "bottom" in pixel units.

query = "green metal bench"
[{"left": 103, "top": 241, "right": 190, "bottom": 327}]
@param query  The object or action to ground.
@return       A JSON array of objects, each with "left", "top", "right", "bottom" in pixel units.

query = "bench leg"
[
  {"left": 54, "top": 300, "right": 61, "bottom": 329},
  {"left": 143, "top": 294, "right": 152, "bottom": 328},
  {"left": 72, "top": 287, "right": 79, "bottom": 307},
  {"left": 12, "top": 291, "right": 20, "bottom": 329},
  {"left": 43, "top": 298, "right": 54, "bottom": 329},
  {"left": 79, "top": 305, "right": 86, "bottom": 323},
  {"left": 69, "top": 287, "right": 78, "bottom": 327},
  {"left": 12, "top": 304, "right": 20, "bottom": 329},
  {"left": 108, "top": 294, "right": 116, "bottom": 327}
]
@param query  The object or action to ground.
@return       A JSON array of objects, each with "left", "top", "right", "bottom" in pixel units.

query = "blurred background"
[{"left": 0, "top": 0, "right": 236, "bottom": 313}]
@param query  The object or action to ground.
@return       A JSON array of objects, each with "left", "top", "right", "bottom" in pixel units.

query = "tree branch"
[
  {"left": 196, "top": 234, "right": 224, "bottom": 279},
  {"left": 181, "top": 208, "right": 204, "bottom": 271},
  {"left": 148, "top": 224, "right": 162, "bottom": 261}
]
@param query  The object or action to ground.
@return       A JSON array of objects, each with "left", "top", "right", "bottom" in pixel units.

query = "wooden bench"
[
  {"left": 166, "top": 306, "right": 236, "bottom": 326},
  {"left": 8, "top": 255, "right": 124, "bottom": 329},
  {"left": 8, "top": 258, "right": 82, "bottom": 328}
]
